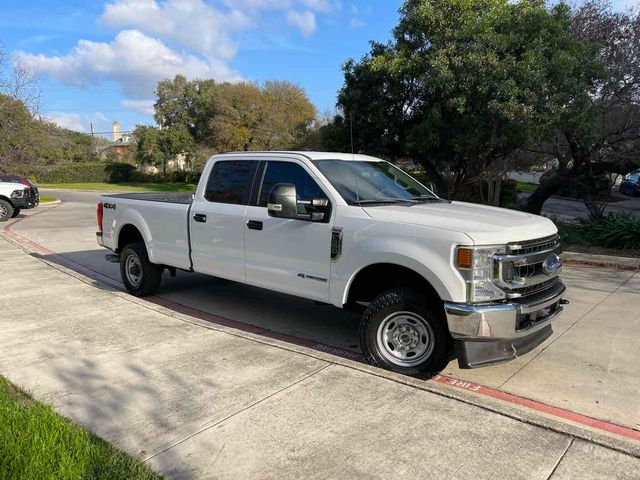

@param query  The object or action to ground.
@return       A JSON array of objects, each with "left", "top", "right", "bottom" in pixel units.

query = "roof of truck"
[{"left": 218, "top": 151, "right": 383, "bottom": 162}]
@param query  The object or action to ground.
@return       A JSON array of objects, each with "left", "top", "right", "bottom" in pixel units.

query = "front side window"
[
  {"left": 314, "top": 160, "right": 435, "bottom": 205},
  {"left": 205, "top": 160, "right": 257, "bottom": 205},
  {"left": 258, "top": 161, "right": 327, "bottom": 214}
]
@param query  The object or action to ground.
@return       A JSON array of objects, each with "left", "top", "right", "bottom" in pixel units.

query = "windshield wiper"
[
  {"left": 353, "top": 198, "right": 418, "bottom": 206},
  {"left": 411, "top": 195, "right": 447, "bottom": 203}
]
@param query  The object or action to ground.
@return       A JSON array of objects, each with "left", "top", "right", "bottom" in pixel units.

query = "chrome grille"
[
  {"left": 495, "top": 234, "right": 562, "bottom": 299},
  {"left": 506, "top": 234, "right": 559, "bottom": 256}
]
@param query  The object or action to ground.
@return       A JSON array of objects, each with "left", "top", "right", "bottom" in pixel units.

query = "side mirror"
[
  {"left": 268, "top": 183, "right": 329, "bottom": 221},
  {"left": 268, "top": 183, "right": 298, "bottom": 219}
]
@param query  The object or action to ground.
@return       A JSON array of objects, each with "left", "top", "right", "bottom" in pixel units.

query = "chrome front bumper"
[{"left": 444, "top": 281, "right": 566, "bottom": 368}]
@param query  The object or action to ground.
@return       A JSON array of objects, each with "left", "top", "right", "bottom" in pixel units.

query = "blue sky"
[
  {"left": 0, "top": 0, "right": 636, "bottom": 135},
  {"left": 0, "top": 0, "right": 401, "bottom": 135}
]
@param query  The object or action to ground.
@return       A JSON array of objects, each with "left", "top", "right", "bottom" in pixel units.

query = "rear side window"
[
  {"left": 205, "top": 160, "right": 257, "bottom": 205},
  {"left": 258, "top": 161, "right": 327, "bottom": 209}
]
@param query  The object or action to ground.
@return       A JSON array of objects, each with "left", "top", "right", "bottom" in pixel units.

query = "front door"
[{"left": 244, "top": 160, "right": 333, "bottom": 302}]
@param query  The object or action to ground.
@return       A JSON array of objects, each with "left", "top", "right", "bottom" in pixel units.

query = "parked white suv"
[{"left": 96, "top": 152, "right": 566, "bottom": 375}]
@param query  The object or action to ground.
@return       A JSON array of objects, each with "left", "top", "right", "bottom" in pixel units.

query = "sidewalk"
[{"left": 1, "top": 235, "right": 639, "bottom": 479}]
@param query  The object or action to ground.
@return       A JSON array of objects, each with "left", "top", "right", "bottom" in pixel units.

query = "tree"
[
  {"left": 523, "top": 1, "right": 640, "bottom": 215},
  {"left": 132, "top": 125, "right": 164, "bottom": 171},
  {"left": 152, "top": 75, "right": 318, "bottom": 154},
  {"left": 0, "top": 42, "right": 41, "bottom": 114},
  {"left": 254, "top": 80, "right": 316, "bottom": 149},
  {"left": 326, "top": 0, "right": 600, "bottom": 200},
  {"left": 208, "top": 82, "right": 262, "bottom": 151},
  {"left": 132, "top": 124, "right": 195, "bottom": 175}
]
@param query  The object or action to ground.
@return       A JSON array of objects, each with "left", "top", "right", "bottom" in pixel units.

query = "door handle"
[
  {"left": 193, "top": 213, "right": 207, "bottom": 223},
  {"left": 247, "top": 220, "right": 263, "bottom": 231}
]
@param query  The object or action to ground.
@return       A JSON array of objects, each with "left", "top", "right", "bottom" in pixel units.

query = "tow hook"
[
  {"left": 560, "top": 299, "right": 570, "bottom": 305},
  {"left": 105, "top": 254, "right": 120, "bottom": 264}
]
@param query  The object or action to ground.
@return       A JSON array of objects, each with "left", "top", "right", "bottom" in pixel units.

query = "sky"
[
  {"left": 0, "top": 0, "right": 401, "bottom": 135},
  {"left": 0, "top": 0, "right": 636, "bottom": 136}
]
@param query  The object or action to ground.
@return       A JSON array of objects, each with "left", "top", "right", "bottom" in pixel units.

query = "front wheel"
[
  {"left": 120, "top": 242, "right": 162, "bottom": 297},
  {"left": 11, "top": 207, "right": 21, "bottom": 218},
  {"left": 0, "top": 200, "right": 14, "bottom": 222},
  {"left": 360, "top": 289, "right": 450, "bottom": 377}
]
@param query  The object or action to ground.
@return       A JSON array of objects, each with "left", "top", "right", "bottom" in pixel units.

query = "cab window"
[{"left": 205, "top": 160, "right": 257, "bottom": 205}]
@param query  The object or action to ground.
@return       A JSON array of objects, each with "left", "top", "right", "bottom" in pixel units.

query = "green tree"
[
  {"left": 327, "top": 0, "right": 600, "bottom": 200},
  {"left": 523, "top": 1, "right": 640, "bottom": 215},
  {"left": 132, "top": 125, "right": 163, "bottom": 171},
  {"left": 152, "top": 75, "right": 318, "bottom": 154},
  {"left": 255, "top": 80, "right": 316, "bottom": 149}
]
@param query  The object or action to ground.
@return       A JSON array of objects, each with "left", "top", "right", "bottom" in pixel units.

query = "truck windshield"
[{"left": 314, "top": 160, "right": 436, "bottom": 205}]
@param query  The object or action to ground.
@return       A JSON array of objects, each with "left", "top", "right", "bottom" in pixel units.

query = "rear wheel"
[
  {"left": 0, "top": 200, "right": 14, "bottom": 222},
  {"left": 120, "top": 242, "right": 162, "bottom": 297},
  {"left": 360, "top": 288, "right": 450, "bottom": 377},
  {"left": 11, "top": 207, "right": 21, "bottom": 218}
]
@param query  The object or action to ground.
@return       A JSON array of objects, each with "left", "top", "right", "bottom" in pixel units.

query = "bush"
[
  {"left": 24, "top": 162, "right": 140, "bottom": 184},
  {"left": 557, "top": 213, "right": 640, "bottom": 250},
  {"left": 105, "top": 163, "right": 136, "bottom": 183},
  {"left": 30, "top": 163, "right": 110, "bottom": 183}
]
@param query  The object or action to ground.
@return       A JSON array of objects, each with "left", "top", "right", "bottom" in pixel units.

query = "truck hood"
[{"left": 362, "top": 201, "right": 557, "bottom": 245}]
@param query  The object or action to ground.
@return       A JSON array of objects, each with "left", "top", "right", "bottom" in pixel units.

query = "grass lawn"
[
  {"left": 0, "top": 376, "right": 162, "bottom": 480},
  {"left": 39, "top": 182, "right": 196, "bottom": 193},
  {"left": 515, "top": 181, "right": 538, "bottom": 192},
  {"left": 39, "top": 196, "right": 57, "bottom": 203}
]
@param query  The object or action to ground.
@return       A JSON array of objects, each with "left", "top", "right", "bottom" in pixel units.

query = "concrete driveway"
[{"left": 2, "top": 189, "right": 639, "bottom": 478}]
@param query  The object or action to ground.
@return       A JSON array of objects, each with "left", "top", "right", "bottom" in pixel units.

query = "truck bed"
[{"left": 104, "top": 192, "right": 193, "bottom": 204}]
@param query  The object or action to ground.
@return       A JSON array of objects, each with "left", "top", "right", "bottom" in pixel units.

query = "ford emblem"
[{"left": 542, "top": 254, "right": 561, "bottom": 276}]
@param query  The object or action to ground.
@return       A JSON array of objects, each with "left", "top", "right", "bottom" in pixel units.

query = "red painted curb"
[{"left": 4, "top": 211, "right": 640, "bottom": 443}]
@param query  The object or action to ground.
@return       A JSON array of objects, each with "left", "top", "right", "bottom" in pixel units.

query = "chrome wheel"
[
  {"left": 0, "top": 203, "right": 8, "bottom": 218},
  {"left": 376, "top": 311, "right": 435, "bottom": 367},
  {"left": 125, "top": 252, "right": 143, "bottom": 288}
]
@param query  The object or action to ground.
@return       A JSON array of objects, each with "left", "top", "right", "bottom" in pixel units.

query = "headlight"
[
  {"left": 455, "top": 245, "right": 506, "bottom": 302},
  {"left": 10, "top": 189, "right": 26, "bottom": 198}
]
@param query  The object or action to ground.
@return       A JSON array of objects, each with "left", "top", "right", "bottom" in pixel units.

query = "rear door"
[
  {"left": 244, "top": 159, "right": 334, "bottom": 302},
  {"left": 189, "top": 159, "right": 258, "bottom": 282}
]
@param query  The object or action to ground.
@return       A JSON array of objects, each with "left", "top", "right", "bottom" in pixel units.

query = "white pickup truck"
[{"left": 97, "top": 151, "right": 566, "bottom": 375}]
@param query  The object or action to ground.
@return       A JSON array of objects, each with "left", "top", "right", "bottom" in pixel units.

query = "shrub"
[
  {"left": 105, "top": 163, "right": 136, "bottom": 183},
  {"left": 557, "top": 213, "right": 640, "bottom": 250},
  {"left": 25, "top": 162, "right": 140, "bottom": 184},
  {"left": 30, "top": 163, "right": 109, "bottom": 183}
]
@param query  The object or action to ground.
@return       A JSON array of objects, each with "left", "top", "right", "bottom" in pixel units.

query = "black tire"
[
  {"left": 120, "top": 242, "right": 162, "bottom": 297},
  {"left": 0, "top": 199, "right": 14, "bottom": 222},
  {"left": 360, "top": 288, "right": 450, "bottom": 377},
  {"left": 11, "top": 207, "right": 21, "bottom": 218}
]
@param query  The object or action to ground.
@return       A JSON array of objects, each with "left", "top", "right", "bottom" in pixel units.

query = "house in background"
[{"left": 110, "top": 121, "right": 131, "bottom": 160}]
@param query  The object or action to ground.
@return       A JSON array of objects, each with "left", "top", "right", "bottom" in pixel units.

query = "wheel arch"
[
  {"left": 116, "top": 223, "right": 146, "bottom": 253},
  {"left": 344, "top": 262, "right": 444, "bottom": 312}
]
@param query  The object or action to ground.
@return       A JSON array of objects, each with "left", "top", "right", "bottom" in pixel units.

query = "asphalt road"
[{"left": 15, "top": 189, "right": 640, "bottom": 437}]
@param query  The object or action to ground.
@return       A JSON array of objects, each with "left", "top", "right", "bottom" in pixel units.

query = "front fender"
[{"left": 329, "top": 219, "right": 471, "bottom": 307}]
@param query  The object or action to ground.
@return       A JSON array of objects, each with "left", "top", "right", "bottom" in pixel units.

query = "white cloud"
[
  {"left": 286, "top": 10, "right": 316, "bottom": 36},
  {"left": 301, "top": 0, "right": 334, "bottom": 12},
  {"left": 122, "top": 98, "right": 156, "bottom": 115},
  {"left": 348, "top": 17, "right": 365, "bottom": 29},
  {"left": 17, "top": 0, "right": 340, "bottom": 118},
  {"left": 46, "top": 111, "right": 109, "bottom": 132},
  {"left": 102, "top": 0, "right": 248, "bottom": 60},
  {"left": 18, "top": 30, "right": 242, "bottom": 98}
]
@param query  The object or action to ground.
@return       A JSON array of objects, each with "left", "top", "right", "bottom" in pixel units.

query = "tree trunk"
[{"left": 523, "top": 172, "right": 564, "bottom": 214}]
